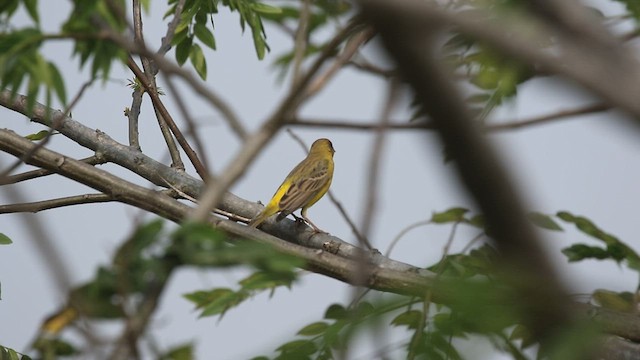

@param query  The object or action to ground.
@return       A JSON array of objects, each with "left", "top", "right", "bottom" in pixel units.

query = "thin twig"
[
  {"left": 0, "top": 155, "right": 104, "bottom": 185},
  {"left": 164, "top": 77, "right": 211, "bottom": 171},
  {"left": 0, "top": 193, "right": 114, "bottom": 214},
  {"left": 131, "top": 0, "right": 185, "bottom": 169},
  {"left": 157, "top": 0, "right": 187, "bottom": 58},
  {"left": 304, "top": 26, "right": 376, "bottom": 100},
  {"left": 291, "top": 0, "right": 311, "bottom": 87},
  {"left": 359, "top": 81, "right": 398, "bottom": 246},
  {"left": 285, "top": 102, "right": 612, "bottom": 132},
  {"left": 385, "top": 219, "right": 432, "bottom": 257},
  {"left": 127, "top": 57, "right": 207, "bottom": 179}
]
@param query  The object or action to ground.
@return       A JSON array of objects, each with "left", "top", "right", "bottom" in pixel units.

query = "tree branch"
[
  {"left": 0, "top": 194, "right": 114, "bottom": 214},
  {"left": 360, "top": 0, "right": 572, "bottom": 344},
  {"left": 284, "top": 102, "right": 612, "bottom": 132}
]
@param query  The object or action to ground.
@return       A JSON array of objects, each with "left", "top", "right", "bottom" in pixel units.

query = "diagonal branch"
[{"left": 360, "top": 0, "right": 572, "bottom": 343}]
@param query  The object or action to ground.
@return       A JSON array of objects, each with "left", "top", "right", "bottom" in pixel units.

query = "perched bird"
[{"left": 249, "top": 138, "right": 335, "bottom": 232}]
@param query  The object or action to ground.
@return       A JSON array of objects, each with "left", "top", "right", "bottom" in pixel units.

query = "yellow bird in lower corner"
[{"left": 249, "top": 138, "right": 335, "bottom": 232}]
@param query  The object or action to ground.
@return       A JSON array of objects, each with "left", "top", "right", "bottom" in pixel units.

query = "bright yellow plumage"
[{"left": 249, "top": 138, "right": 335, "bottom": 232}]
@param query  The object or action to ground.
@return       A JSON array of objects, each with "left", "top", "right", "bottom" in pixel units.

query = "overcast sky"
[{"left": 2, "top": 1, "right": 640, "bottom": 359}]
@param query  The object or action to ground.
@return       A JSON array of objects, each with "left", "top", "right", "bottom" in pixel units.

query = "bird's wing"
[{"left": 277, "top": 159, "right": 330, "bottom": 216}]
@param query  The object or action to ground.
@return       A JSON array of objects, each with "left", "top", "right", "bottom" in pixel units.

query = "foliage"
[{"left": 0, "top": 346, "right": 32, "bottom": 360}]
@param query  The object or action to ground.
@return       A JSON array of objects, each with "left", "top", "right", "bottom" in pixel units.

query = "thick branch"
[
  {"left": 0, "top": 128, "right": 434, "bottom": 296},
  {"left": 360, "top": 0, "right": 572, "bottom": 344}
]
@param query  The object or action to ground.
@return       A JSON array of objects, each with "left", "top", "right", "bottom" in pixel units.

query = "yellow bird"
[{"left": 249, "top": 138, "right": 335, "bottom": 232}]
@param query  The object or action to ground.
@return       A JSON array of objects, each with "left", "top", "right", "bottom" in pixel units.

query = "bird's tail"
[
  {"left": 248, "top": 213, "right": 267, "bottom": 228},
  {"left": 248, "top": 205, "right": 278, "bottom": 228}
]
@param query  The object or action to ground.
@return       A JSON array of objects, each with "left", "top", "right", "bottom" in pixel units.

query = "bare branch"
[
  {"left": 130, "top": 0, "right": 185, "bottom": 169},
  {"left": 286, "top": 102, "right": 612, "bottom": 132},
  {"left": 291, "top": 0, "right": 311, "bottom": 87},
  {"left": 0, "top": 194, "right": 114, "bottom": 214},
  {"left": 0, "top": 155, "right": 104, "bottom": 185},
  {"left": 127, "top": 57, "right": 207, "bottom": 178}
]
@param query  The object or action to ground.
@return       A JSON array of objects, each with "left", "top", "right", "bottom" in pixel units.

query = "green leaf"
[
  {"left": 297, "top": 321, "right": 329, "bottom": 336},
  {"left": 527, "top": 212, "right": 563, "bottom": 231},
  {"left": 251, "top": 2, "right": 282, "bottom": 15},
  {"left": 24, "top": 130, "right": 50, "bottom": 140},
  {"left": 431, "top": 207, "right": 469, "bottom": 223},
  {"left": 48, "top": 62, "right": 67, "bottom": 104},
  {"left": 509, "top": 324, "right": 535, "bottom": 349},
  {"left": 194, "top": 23, "right": 216, "bottom": 50},
  {"left": 467, "top": 214, "right": 485, "bottom": 228},
  {"left": 592, "top": 289, "right": 634, "bottom": 312},
  {"left": 23, "top": 0, "right": 40, "bottom": 24},
  {"left": 189, "top": 43, "right": 207, "bottom": 80},
  {"left": 561, "top": 244, "right": 610, "bottom": 262},
  {"left": 238, "top": 271, "right": 295, "bottom": 292},
  {"left": 391, "top": 310, "right": 422, "bottom": 329},
  {"left": 324, "top": 304, "right": 348, "bottom": 320},
  {"left": 184, "top": 288, "right": 249, "bottom": 317},
  {"left": 0, "top": 233, "right": 12, "bottom": 245},
  {"left": 558, "top": 211, "right": 640, "bottom": 269},
  {"left": 276, "top": 339, "right": 317, "bottom": 357},
  {"left": 175, "top": 36, "right": 192, "bottom": 66},
  {"left": 613, "top": 0, "right": 640, "bottom": 20},
  {"left": 159, "top": 343, "right": 194, "bottom": 360}
]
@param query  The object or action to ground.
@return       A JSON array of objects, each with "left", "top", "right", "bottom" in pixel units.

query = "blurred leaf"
[
  {"left": 0, "top": 233, "right": 12, "bottom": 245},
  {"left": 238, "top": 271, "right": 296, "bottom": 292},
  {"left": 467, "top": 214, "right": 485, "bottom": 229},
  {"left": 528, "top": 212, "right": 563, "bottom": 231},
  {"left": 323, "top": 321, "right": 347, "bottom": 348},
  {"left": 159, "top": 343, "right": 194, "bottom": 360},
  {"left": 23, "top": 0, "right": 39, "bottom": 24},
  {"left": 297, "top": 322, "right": 329, "bottom": 336},
  {"left": 184, "top": 288, "right": 249, "bottom": 317},
  {"left": 391, "top": 310, "right": 422, "bottom": 329},
  {"left": 251, "top": 2, "right": 282, "bottom": 15},
  {"left": 561, "top": 244, "right": 611, "bottom": 262},
  {"left": 558, "top": 211, "right": 640, "bottom": 270},
  {"left": 275, "top": 339, "right": 317, "bottom": 358},
  {"left": 31, "top": 338, "right": 78, "bottom": 358},
  {"left": 324, "top": 303, "right": 348, "bottom": 320},
  {"left": 431, "top": 207, "right": 469, "bottom": 223},
  {"left": 433, "top": 313, "right": 468, "bottom": 338},
  {"left": 509, "top": 324, "right": 535, "bottom": 349},
  {"left": 68, "top": 268, "right": 123, "bottom": 319},
  {"left": 613, "top": 0, "right": 640, "bottom": 20},
  {"left": 592, "top": 289, "right": 635, "bottom": 312}
]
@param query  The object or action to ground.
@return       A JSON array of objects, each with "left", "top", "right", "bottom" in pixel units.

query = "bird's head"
[{"left": 310, "top": 138, "right": 335, "bottom": 156}]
